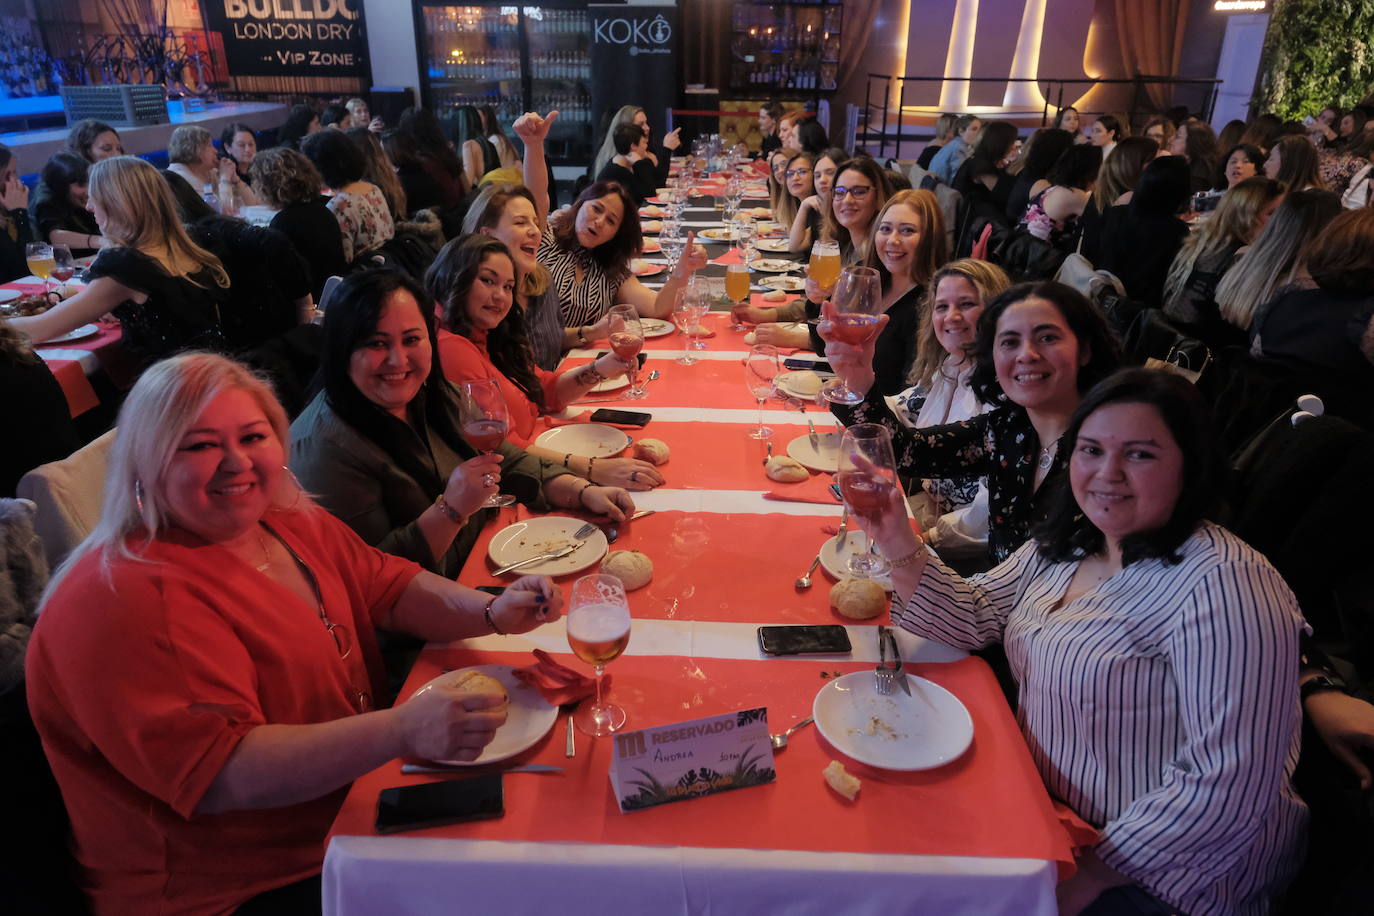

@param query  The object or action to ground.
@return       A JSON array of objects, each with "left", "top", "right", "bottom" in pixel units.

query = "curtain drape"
[
  {"left": 836, "top": 0, "right": 883, "bottom": 89},
  {"left": 1113, "top": 0, "right": 1193, "bottom": 109}
]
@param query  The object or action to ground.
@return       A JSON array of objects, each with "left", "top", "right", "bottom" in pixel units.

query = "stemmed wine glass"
[
  {"left": 608, "top": 304, "right": 647, "bottom": 400},
  {"left": 24, "top": 242, "right": 53, "bottom": 296},
  {"left": 672, "top": 288, "right": 706, "bottom": 365},
  {"left": 744, "top": 344, "right": 780, "bottom": 439},
  {"left": 50, "top": 244, "right": 75, "bottom": 295},
  {"left": 457, "top": 378, "right": 516, "bottom": 508},
  {"left": 567, "top": 573, "right": 632, "bottom": 736},
  {"left": 836, "top": 423, "right": 899, "bottom": 578},
  {"left": 819, "top": 265, "right": 883, "bottom": 406},
  {"left": 659, "top": 219, "right": 684, "bottom": 273}
]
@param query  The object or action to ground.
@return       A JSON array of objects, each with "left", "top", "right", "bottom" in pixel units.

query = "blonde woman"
[
  {"left": 891, "top": 259, "right": 1010, "bottom": 555},
  {"left": 6, "top": 155, "right": 231, "bottom": 365},
  {"left": 1216, "top": 189, "right": 1342, "bottom": 332},
  {"left": 591, "top": 104, "right": 680, "bottom": 182},
  {"left": 767, "top": 146, "right": 801, "bottom": 228},
  {"left": 1163, "top": 176, "right": 1285, "bottom": 347},
  {"left": 918, "top": 113, "right": 959, "bottom": 170}
]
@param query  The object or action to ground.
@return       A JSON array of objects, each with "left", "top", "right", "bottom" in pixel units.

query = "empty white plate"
[
  {"left": 534, "top": 423, "right": 633, "bottom": 458},
  {"left": 813, "top": 671, "right": 974, "bottom": 771}
]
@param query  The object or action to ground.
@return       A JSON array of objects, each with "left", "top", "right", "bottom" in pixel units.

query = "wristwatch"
[{"left": 1301, "top": 673, "right": 1349, "bottom": 703}]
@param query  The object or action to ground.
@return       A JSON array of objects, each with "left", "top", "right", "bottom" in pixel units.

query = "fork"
[
  {"left": 874, "top": 627, "right": 896, "bottom": 696},
  {"left": 881, "top": 627, "right": 912, "bottom": 697},
  {"left": 572, "top": 521, "right": 598, "bottom": 540},
  {"left": 762, "top": 439, "right": 773, "bottom": 465}
]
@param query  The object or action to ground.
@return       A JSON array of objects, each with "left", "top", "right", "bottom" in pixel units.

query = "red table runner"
[{"left": 330, "top": 648, "right": 1075, "bottom": 874}]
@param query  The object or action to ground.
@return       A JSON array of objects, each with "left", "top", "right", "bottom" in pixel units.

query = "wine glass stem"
[
  {"left": 757, "top": 396, "right": 765, "bottom": 430},
  {"left": 593, "top": 663, "right": 605, "bottom": 708}
]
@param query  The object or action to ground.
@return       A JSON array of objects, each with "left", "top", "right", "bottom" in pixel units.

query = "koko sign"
[
  {"left": 201, "top": 0, "right": 369, "bottom": 78},
  {"left": 589, "top": 5, "right": 677, "bottom": 141}
]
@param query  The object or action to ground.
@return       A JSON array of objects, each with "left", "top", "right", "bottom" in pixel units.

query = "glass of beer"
[
  {"left": 836, "top": 423, "right": 898, "bottom": 578},
  {"left": 808, "top": 239, "right": 841, "bottom": 291},
  {"left": 820, "top": 265, "right": 883, "bottom": 406},
  {"left": 25, "top": 242, "right": 54, "bottom": 296},
  {"left": 567, "top": 573, "right": 633, "bottom": 736},
  {"left": 725, "top": 262, "right": 750, "bottom": 325}
]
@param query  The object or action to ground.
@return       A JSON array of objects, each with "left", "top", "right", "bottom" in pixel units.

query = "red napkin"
[
  {"left": 711, "top": 247, "right": 745, "bottom": 266},
  {"left": 513, "top": 649, "right": 606, "bottom": 706},
  {"left": 541, "top": 411, "right": 640, "bottom": 433},
  {"left": 762, "top": 473, "right": 839, "bottom": 504}
]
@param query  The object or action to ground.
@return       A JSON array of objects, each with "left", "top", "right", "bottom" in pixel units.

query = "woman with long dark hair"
[{"left": 397, "top": 107, "right": 468, "bottom": 208}]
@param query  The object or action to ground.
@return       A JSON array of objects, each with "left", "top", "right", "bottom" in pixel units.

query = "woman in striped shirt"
[{"left": 856, "top": 368, "right": 1308, "bottom": 916}]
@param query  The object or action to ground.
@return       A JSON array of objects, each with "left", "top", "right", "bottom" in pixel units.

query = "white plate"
[
  {"left": 787, "top": 431, "right": 843, "bottom": 472},
  {"left": 590, "top": 373, "right": 629, "bottom": 393},
  {"left": 534, "top": 423, "right": 632, "bottom": 458},
  {"left": 751, "top": 258, "right": 797, "bottom": 273},
  {"left": 487, "top": 515, "right": 609, "bottom": 577},
  {"left": 818, "top": 530, "right": 893, "bottom": 590},
  {"left": 638, "top": 206, "right": 667, "bottom": 218},
  {"left": 775, "top": 369, "right": 831, "bottom": 401},
  {"left": 813, "top": 671, "right": 974, "bottom": 771},
  {"left": 412, "top": 665, "right": 558, "bottom": 766},
  {"left": 631, "top": 259, "right": 666, "bottom": 277},
  {"left": 641, "top": 220, "right": 662, "bottom": 234},
  {"left": 640, "top": 317, "right": 675, "bottom": 338},
  {"left": 743, "top": 190, "right": 771, "bottom": 200},
  {"left": 640, "top": 238, "right": 662, "bottom": 253},
  {"left": 755, "top": 238, "right": 790, "bottom": 253},
  {"left": 761, "top": 275, "right": 805, "bottom": 291},
  {"left": 37, "top": 323, "right": 99, "bottom": 345},
  {"left": 698, "top": 227, "right": 736, "bottom": 242},
  {"left": 0, "top": 288, "right": 20, "bottom": 303}
]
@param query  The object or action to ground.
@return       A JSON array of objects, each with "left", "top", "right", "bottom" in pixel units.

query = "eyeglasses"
[
  {"left": 784, "top": 168, "right": 812, "bottom": 178},
  {"left": 831, "top": 185, "right": 874, "bottom": 200}
]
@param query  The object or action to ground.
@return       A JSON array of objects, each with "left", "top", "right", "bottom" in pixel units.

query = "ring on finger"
[
  {"left": 482, "top": 473, "right": 497, "bottom": 488},
  {"left": 630, "top": 471, "right": 639, "bottom": 482}
]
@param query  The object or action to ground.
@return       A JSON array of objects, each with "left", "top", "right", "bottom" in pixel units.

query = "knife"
[
  {"left": 835, "top": 506, "right": 849, "bottom": 551},
  {"left": 491, "top": 544, "right": 577, "bottom": 576},
  {"left": 401, "top": 762, "right": 565, "bottom": 775},
  {"left": 807, "top": 418, "right": 821, "bottom": 450},
  {"left": 882, "top": 627, "right": 913, "bottom": 696}
]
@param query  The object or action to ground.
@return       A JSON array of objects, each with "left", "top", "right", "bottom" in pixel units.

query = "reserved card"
[{"left": 609, "top": 708, "right": 777, "bottom": 813}]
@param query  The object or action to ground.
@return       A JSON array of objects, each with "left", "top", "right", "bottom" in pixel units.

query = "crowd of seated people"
[{"left": 2, "top": 92, "right": 1374, "bottom": 916}]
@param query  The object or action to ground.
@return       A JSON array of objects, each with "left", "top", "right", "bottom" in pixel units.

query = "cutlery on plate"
[
  {"left": 807, "top": 418, "right": 821, "bottom": 450},
  {"left": 875, "top": 628, "right": 895, "bottom": 695},
  {"left": 401, "top": 762, "right": 565, "bottom": 775},
  {"left": 769, "top": 716, "right": 814, "bottom": 750},
  {"left": 491, "top": 544, "right": 577, "bottom": 576},
  {"left": 882, "top": 627, "right": 913, "bottom": 696},
  {"left": 835, "top": 506, "right": 849, "bottom": 552},
  {"left": 829, "top": 482, "right": 843, "bottom": 502},
  {"left": 795, "top": 551, "right": 823, "bottom": 590},
  {"left": 565, "top": 716, "right": 576, "bottom": 758}
]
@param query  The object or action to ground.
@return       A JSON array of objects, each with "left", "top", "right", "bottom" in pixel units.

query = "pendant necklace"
[{"left": 1038, "top": 440, "right": 1059, "bottom": 470}]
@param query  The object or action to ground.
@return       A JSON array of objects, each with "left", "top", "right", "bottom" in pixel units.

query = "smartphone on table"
[
  {"left": 589, "top": 409, "right": 651, "bottom": 427},
  {"left": 757, "top": 625, "right": 853, "bottom": 656},
  {"left": 375, "top": 774, "right": 505, "bottom": 834}
]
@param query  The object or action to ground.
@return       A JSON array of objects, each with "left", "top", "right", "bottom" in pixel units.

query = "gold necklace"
[{"left": 253, "top": 526, "right": 271, "bottom": 572}]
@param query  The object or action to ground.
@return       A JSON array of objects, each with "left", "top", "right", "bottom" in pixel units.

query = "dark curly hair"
[
  {"left": 550, "top": 180, "right": 641, "bottom": 271},
  {"left": 1045, "top": 143, "right": 1102, "bottom": 190},
  {"left": 969, "top": 281, "right": 1124, "bottom": 406},
  {"left": 1035, "top": 367, "right": 1222, "bottom": 566},
  {"left": 249, "top": 147, "right": 323, "bottom": 208},
  {"left": 301, "top": 128, "right": 366, "bottom": 189},
  {"left": 425, "top": 235, "right": 545, "bottom": 412}
]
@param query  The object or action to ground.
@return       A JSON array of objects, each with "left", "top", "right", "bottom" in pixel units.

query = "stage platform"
[{"left": 0, "top": 99, "right": 288, "bottom": 171}]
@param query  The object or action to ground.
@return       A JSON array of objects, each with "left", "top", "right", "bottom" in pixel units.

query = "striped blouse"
[
  {"left": 537, "top": 225, "right": 628, "bottom": 329},
  {"left": 898, "top": 522, "right": 1308, "bottom": 916}
]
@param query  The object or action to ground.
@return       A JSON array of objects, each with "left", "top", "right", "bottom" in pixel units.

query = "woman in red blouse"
[{"left": 429, "top": 234, "right": 664, "bottom": 491}]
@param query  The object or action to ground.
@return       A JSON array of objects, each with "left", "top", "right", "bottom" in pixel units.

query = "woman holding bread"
[
  {"left": 429, "top": 234, "right": 664, "bottom": 491},
  {"left": 25, "top": 351, "right": 564, "bottom": 915},
  {"left": 290, "top": 268, "right": 635, "bottom": 580},
  {"left": 821, "top": 280, "right": 1122, "bottom": 564},
  {"left": 851, "top": 368, "right": 1307, "bottom": 916}
]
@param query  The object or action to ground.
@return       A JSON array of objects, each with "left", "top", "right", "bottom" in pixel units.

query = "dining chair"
[{"left": 16, "top": 428, "right": 114, "bottom": 569}]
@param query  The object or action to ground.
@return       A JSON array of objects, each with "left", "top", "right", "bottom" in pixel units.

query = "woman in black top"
[
  {"left": 0, "top": 319, "right": 79, "bottom": 497},
  {"left": 250, "top": 147, "right": 347, "bottom": 303},
  {"left": 1097, "top": 156, "right": 1192, "bottom": 307},
  {"left": 380, "top": 130, "right": 444, "bottom": 214},
  {"left": 29, "top": 152, "right": 104, "bottom": 255},
  {"left": 953, "top": 120, "right": 1020, "bottom": 216},
  {"left": 0, "top": 144, "right": 35, "bottom": 284},
  {"left": 1004, "top": 128, "right": 1073, "bottom": 224},
  {"left": 219, "top": 122, "right": 258, "bottom": 185},
  {"left": 448, "top": 106, "right": 501, "bottom": 189},
  {"left": 7, "top": 156, "right": 231, "bottom": 367},
  {"left": 275, "top": 104, "right": 320, "bottom": 151}
]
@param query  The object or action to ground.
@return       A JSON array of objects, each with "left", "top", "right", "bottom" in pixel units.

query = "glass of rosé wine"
[
  {"left": 836, "top": 423, "right": 898, "bottom": 578},
  {"left": 819, "top": 265, "right": 882, "bottom": 406},
  {"left": 607, "top": 304, "right": 646, "bottom": 399},
  {"left": 458, "top": 378, "right": 516, "bottom": 508}
]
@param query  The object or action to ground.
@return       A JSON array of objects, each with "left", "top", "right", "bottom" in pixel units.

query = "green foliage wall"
[{"left": 1255, "top": 0, "right": 1374, "bottom": 118}]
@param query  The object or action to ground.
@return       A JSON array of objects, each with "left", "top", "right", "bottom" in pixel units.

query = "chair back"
[{"left": 16, "top": 429, "right": 115, "bottom": 569}]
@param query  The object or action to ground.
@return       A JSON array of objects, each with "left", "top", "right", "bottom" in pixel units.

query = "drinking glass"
[
  {"left": 836, "top": 423, "right": 899, "bottom": 578},
  {"left": 457, "top": 378, "right": 516, "bottom": 508},
  {"left": 735, "top": 220, "right": 757, "bottom": 267},
  {"left": 660, "top": 219, "right": 684, "bottom": 272},
  {"left": 672, "top": 289, "right": 707, "bottom": 365},
  {"left": 567, "top": 573, "right": 632, "bottom": 736},
  {"left": 808, "top": 239, "right": 841, "bottom": 290},
  {"left": 819, "top": 265, "right": 883, "bottom": 406},
  {"left": 608, "top": 304, "right": 647, "bottom": 399},
  {"left": 725, "top": 262, "right": 751, "bottom": 331},
  {"left": 50, "top": 245, "right": 75, "bottom": 294},
  {"left": 25, "top": 242, "right": 53, "bottom": 296},
  {"left": 744, "top": 344, "right": 779, "bottom": 439}
]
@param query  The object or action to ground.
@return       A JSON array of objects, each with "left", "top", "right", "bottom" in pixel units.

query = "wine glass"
[
  {"left": 50, "top": 244, "right": 75, "bottom": 295},
  {"left": 607, "top": 304, "right": 646, "bottom": 400},
  {"left": 566, "top": 573, "right": 632, "bottom": 737},
  {"left": 735, "top": 220, "right": 757, "bottom": 268},
  {"left": 25, "top": 242, "right": 53, "bottom": 296},
  {"left": 659, "top": 219, "right": 684, "bottom": 273},
  {"left": 819, "top": 265, "right": 883, "bottom": 406},
  {"left": 744, "top": 344, "right": 779, "bottom": 439},
  {"left": 672, "top": 289, "right": 706, "bottom": 365},
  {"left": 457, "top": 378, "right": 516, "bottom": 508},
  {"left": 836, "top": 423, "right": 899, "bottom": 578}
]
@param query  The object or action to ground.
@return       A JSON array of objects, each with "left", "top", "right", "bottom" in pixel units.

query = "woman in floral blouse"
[
  {"left": 302, "top": 129, "right": 395, "bottom": 264},
  {"left": 823, "top": 280, "right": 1122, "bottom": 564}
]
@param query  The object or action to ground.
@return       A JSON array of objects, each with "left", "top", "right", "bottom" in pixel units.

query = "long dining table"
[{"left": 321, "top": 174, "right": 1077, "bottom": 916}]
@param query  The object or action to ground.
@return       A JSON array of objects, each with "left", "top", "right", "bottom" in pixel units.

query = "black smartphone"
[
  {"left": 757, "top": 625, "right": 853, "bottom": 656},
  {"left": 595, "top": 351, "right": 649, "bottom": 368},
  {"left": 784, "top": 357, "right": 832, "bottom": 373},
  {"left": 375, "top": 775, "right": 505, "bottom": 834},
  {"left": 589, "top": 408, "right": 651, "bottom": 427}
]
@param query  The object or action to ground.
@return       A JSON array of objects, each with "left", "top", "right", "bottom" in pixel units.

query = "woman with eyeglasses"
[
  {"left": 775, "top": 150, "right": 815, "bottom": 230},
  {"left": 25, "top": 351, "right": 564, "bottom": 915},
  {"left": 788, "top": 147, "right": 848, "bottom": 255}
]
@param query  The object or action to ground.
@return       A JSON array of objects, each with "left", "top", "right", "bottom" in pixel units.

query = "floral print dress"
[{"left": 327, "top": 184, "right": 395, "bottom": 263}]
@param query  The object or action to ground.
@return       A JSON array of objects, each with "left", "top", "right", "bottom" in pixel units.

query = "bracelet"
[
  {"left": 86, "top": 234, "right": 94, "bottom": 248},
  {"left": 483, "top": 595, "right": 506, "bottom": 635},
  {"left": 576, "top": 325, "right": 588, "bottom": 346},
  {"left": 583, "top": 362, "right": 606, "bottom": 383},
  {"left": 562, "top": 452, "right": 573, "bottom": 469},
  {"left": 571, "top": 478, "right": 593, "bottom": 507},
  {"left": 433, "top": 493, "right": 464, "bottom": 523},
  {"left": 888, "top": 546, "right": 926, "bottom": 569}
]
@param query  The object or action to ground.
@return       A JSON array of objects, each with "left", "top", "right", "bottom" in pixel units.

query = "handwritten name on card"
[{"left": 609, "top": 708, "right": 776, "bottom": 812}]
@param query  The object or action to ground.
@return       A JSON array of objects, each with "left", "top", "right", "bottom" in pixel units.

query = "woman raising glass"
[{"left": 852, "top": 368, "right": 1306, "bottom": 916}]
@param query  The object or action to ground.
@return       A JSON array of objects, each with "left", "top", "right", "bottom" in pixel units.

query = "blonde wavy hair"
[
  {"left": 88, "top": 156, "right": 228, "bottom": 288},
  {"left": 463, "top": 182, "right": 552, "bottom": 298},
  {"left": 863, "top": 189, "right": 948, "bottom": 291},
  {"left": 44, "top": 352, "right": 302, "bottom": 597},
  {"left": 1162, "top": 177, "right": 1284, "bottom": 308},
  {"left": 907, "top": 258, "right": 1010, "bottom": 388}
]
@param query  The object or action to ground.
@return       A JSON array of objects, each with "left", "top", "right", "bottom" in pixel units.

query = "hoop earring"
[
  {"left": 134, "top": 479, "right": 145, "bottom": 515},
  {"left": 281, "top": 465, "right": 305, "bottom": 509}
]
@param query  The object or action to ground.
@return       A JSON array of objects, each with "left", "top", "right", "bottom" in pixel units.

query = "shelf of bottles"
[
  {"left": 730, "top": 1, "right": 842, "bottom": 93},
  {"left": 423, "top": 6, "right": 524, "bottom": 123},
  {"left": 524, "top": 6, "right": 593, "bottom": 164}
]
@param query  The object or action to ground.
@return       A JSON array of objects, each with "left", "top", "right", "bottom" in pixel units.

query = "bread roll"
[
  {"left": 782, "top": 369, "right": 822, "bottom": 396},
  {"left": 448, "top": 670, "right": 508, "bottom": 706},
  {"left": 744, "top": 331, "right": 758, "bottom": 345},
  {"left": 824, "top": 760, "right": 861, "bottom": 801},
  {"left": 765, "top": 455, "right": 809, "bottom": 483},
  {"left": 632, "top": 438, "right": 670, "bottom": 465},
  {"left": 762, "top": 288, "right": 787, "bottom": 302},
  {"left": 601, "top": 549, "right": 653, "bottom": 590},
  {"left": 830, "top": 577, "right": 889, "bottom": 620}
]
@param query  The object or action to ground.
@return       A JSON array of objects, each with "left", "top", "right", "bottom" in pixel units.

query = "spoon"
[
  {"left": 770, "top": 716, "right": 814, "bottom": 750},
  {"left": 795, "top": 551, "right": 822, "bottom": 589}
]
